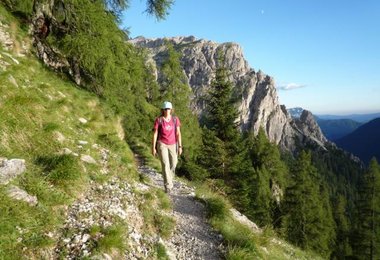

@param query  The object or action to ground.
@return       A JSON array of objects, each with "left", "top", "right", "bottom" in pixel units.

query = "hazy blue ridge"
[
  {"left": 316, "top": 118, "right": 362, "bottom": 141},
  {"left": 316, "top": 112, "right": 380, "bottom": 123},
  {"left": 335, "top": 118, "right": 380, "bottom": 165}
]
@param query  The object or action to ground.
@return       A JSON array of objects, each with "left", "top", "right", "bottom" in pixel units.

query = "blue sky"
[{"left": 122, "top": 0, "right": 380, "bottom": 115}]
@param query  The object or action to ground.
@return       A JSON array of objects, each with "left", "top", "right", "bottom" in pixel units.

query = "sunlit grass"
[
  {"left": 155, "top": 242, "right": 169, "bottom": 259},
  {"left": 195, "top": 184, "right": 324, "bottom": 260},
  {"left": 139, "top": 188, "right": 175, "bottom": 239},
  {"left": 0, "top": 8, "right": 137, "bottom": 257},
  {"left": 96, "top": 223, "right": 128, "bottom": 253}
]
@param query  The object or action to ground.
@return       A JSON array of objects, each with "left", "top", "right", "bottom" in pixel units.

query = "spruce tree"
[
  {"left": 200, "top": 58, "right": 248, "bottom": 177},
  {"left": 283, "top": 151, "right": 335, "bottom": 257},
  {"left": 248, "top": 167, "right": 272, "bottom": 226},
  {"left": 353, "top": 158, "right": 380, "bottom": 259},
  {"left": 246, "top": 128, "right": 288, "bottom": 227},
  {"left": 199, "top": 57, "right": 253, "bottom": 209},
  {"left": 198, "top": 128, "right": 228, "bottom": 179},
  {"left": 204, "top": 61, "right": 239, "bottom": 142},
  {"left": 332, "top": 195, "right": 352, "bottom": 258}
]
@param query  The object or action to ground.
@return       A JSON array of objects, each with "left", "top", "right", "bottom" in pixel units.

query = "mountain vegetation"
[
  {"left": 335, "top": 118, "right": 380, "bottom": 165},
  {"left": 1, "top": 1, "right": 378, "bottom": 259},
  {"left": 353, "top": 158, "right": 380, "bottom": 259}
]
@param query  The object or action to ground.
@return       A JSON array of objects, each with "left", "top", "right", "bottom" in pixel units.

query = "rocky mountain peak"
[
  {"left": 296, "top": 110, "right": 328, "bottom": 147},
  {"left": 131, "top": 36, "right": 328, "bottom": 152}
]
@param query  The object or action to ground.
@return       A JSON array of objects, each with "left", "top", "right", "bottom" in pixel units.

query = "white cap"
[{"left": 161, "top": 101, "right": 173, "bottom": 109}]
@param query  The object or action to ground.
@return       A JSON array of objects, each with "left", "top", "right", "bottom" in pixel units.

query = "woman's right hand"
[{"left": 152, "top": 147, "right": 157, "bottom": 156}]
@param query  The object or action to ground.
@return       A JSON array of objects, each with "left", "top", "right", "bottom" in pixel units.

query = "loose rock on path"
[
  {"left": 53, "top": 154, "right": 225, "bottom": 259},
  {"left": 138, "top": 164, "right": 225, "bottom": 260}
]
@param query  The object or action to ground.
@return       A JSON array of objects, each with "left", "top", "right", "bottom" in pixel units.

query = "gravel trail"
[
  {"left": 138, "top": 164, "right": 225, "bottom": 260},
  {"left": 53, "top": 154, "right": 225, "bottom": 260}
]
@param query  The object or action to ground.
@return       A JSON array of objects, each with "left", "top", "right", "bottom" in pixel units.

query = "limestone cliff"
[{"left": 130, "top": 36, "right": 327, "bottom": 151}]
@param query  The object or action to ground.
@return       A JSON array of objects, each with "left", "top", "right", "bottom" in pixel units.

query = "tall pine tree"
[
  {"left": 353, "top": 158, "right": 380, "bottom": 259},
  {"left": 199, "top": 55, "right": 253, "bottom": 206},
  {"left": 332, "top": 195, "right": 352, "bottom": 258},
  {"left": 283, "top": 151, "right": 335, "bottom": 258},
  {"left": 246, "top": 128, "right": 288, "bottom": 227}
]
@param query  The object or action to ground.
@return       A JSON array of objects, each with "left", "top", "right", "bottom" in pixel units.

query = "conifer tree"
[
  {"left": 248, "top": 167, "right": 272, "bottom": 225},
  {"left": 198, "top": 128, "right": 228, "bottom": 179},
  {"left": 332, "top": 195, "right": 352, "bottom": 258},
  {"left": 205, "top": 60, "right": 239, "bottom": 142},
  {"left": 283, "top": 151, "right": 335, "bottom": 257},
  {"left": 145, "top": 0, "right": 174, "bottom": 20},
  {"left": 246, "top": 128, "right": 288, "bottom": 227},
  {"left": 201, "top": 57, "right": 245, "bottom": 175},
  {"left": 353, "top": 158, "right": 380, "bottom": 259},
  {"left": 199, "top": 56, "right": 253, "bottom": 208}
]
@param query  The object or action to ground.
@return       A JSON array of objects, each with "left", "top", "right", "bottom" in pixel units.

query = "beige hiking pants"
[{"left": 157, "top": 142, "right": 177, "bottom": 191}]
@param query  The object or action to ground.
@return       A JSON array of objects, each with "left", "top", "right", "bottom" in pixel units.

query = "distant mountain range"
[
  {"left": 287, "top": 108, "right": 380, "bottom": 141},
  {"left": 315, "top": 119, "right": 362, "bottom": 141},
  {"left": 335, "top": 118, "right": 380, "bottom": 165},
  {"left": 316, "top": 112, "right": 380, "bottom": 123}
]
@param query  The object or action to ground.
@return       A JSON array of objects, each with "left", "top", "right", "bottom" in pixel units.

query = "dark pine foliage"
[
  {"left": 199, "top": 58, "right": 253, "bottom": 208},
  {"left": 282, "top": 151, "right": 335, "bottom": 258},
  {"left": 353, "top": 158, "right": 380, "bottom": 259}
]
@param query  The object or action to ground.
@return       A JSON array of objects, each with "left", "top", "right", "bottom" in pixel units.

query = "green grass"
[
  {"left": 0, "top": 8, "right": 138, "bottom": 258},
  {"left": 155, "top": 242, "right": 169, "bottom": 259},
  {"left": 96, "top": 224, "right": 128, "bottom": 253},
  {"left": 35, "top": 154, "right": 82, "bottom": 186},
  {"left": 196, "top": 184, "right": 324, "bottom": 260},
  {"left": 128, "top": 137, "right": 161, "bottom": 171},
  {"left": 154, "top": 213, "right": 175, "bottom": 239},
  {"left": 139, "top": 188, "right": 175, "bottom": 239},
  {"left": 0, "top": 186, "right": 62, "bottom": 259},
  {"left": 156, "top": 189, "right": 172, "bottom": 210}
]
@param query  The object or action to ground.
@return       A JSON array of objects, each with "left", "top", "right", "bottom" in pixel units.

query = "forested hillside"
[
  {"left": 335, "top": 118, "right": 380, "bottom": 164},
  {"left": 1, "top": 1, "right": 380, "bottom": 259},
  {"left": 316, "top": 118, "right": 362, "bottom": 141}
]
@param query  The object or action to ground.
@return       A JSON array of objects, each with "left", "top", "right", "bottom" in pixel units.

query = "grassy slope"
[
  {"left": 0, "top": 9, "right": 139, "bottom": 258},
  {"left": 196, "top": 184, "right": 324, "bottom": 260}
]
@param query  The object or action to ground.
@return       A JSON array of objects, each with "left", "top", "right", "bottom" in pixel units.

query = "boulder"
[
  {"left": 7, "top": 185, "right": 38, "bottom": 206},
  {"left": 0, "top": 158, "right": 26, "bottom": 185}
]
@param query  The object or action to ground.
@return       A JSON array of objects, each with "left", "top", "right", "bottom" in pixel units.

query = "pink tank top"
[{"left": 154, "top": 116, "right": 181, "bottom": 145}]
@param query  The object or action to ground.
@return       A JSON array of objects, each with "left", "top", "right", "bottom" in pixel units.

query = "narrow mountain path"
[
  {"left": 52, "top": 153, "right": 225, "bottom": 259},
  {"left": 137, "top": 160, "right": 225, "bottom": 259}
]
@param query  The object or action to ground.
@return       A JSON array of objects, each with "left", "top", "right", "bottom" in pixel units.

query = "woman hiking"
[{"left": 152, "top": 101, "right": 182, "bottom": 194}]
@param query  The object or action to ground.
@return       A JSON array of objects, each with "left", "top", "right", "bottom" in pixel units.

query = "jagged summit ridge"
[{"left": 131, "top": 36, "right": 327, "bottom": 151}]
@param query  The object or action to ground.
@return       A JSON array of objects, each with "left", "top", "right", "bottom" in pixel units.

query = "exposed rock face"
[
  {"left": 295, "top": 110, "right": 328, "bottom": 148},
  {"left": 130, "top": 36, "right": 327, "bottom": 151},
  {"left": 0, "top": 158, "right": 26, "bottom": 185},
  {"left": 31, "top": 1, "right": 82, "bottom": 85}
]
